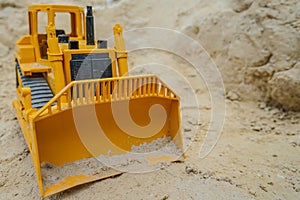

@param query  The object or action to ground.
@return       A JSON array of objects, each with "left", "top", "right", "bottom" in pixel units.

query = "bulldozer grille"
[{"left": 70, "top": 53, "right": 112, "bottom": 81}]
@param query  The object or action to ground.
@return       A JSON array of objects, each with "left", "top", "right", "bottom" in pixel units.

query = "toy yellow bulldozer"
[{"left": 13, "top": 4, "right": 183, "bottom": 197}]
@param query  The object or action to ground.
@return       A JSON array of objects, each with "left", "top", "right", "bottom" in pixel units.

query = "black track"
[{"left": 16, "top": 63, "right": 54, "bottom": 109}]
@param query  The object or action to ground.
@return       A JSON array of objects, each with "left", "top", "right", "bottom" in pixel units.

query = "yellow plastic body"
[{"left": 13, "top": 4, "right": 183, "bottom": 197}]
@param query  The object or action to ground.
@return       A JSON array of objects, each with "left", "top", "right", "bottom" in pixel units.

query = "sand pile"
[
  {"left": 41, "top": 136, "right": 182, "bottom": 189},
  {"left": 182, "top": 0, "right": 300, "bottom": 110}
]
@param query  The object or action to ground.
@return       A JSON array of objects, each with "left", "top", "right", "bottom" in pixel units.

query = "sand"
[
  {"left": 0, "top": 0, "right": 299, "bottom": 199},
  {"left": 41, "top": 136, "right": 183, "bottom": 189}
]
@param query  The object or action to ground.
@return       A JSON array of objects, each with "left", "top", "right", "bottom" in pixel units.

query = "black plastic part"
[
  {"left": 58, "top": 34, "right": 69, "bottom": 43},
  {"left": 70, "top": 53, "right": 112, "bottom": 81},
  {"left": 56, "top": 29, "right": 66, "bottom": 36},
  {"left": 97, "top": 40, "right": 107, "bottom": 49},
  {"left": 86, "top": 6, "right": 95, "bottom": 45},
  {"left": 69, "top": 40, "right": 79, "bottom": 49},
  {"left": 15, "top": 63, "right": 19, "bottom": 88},
  {"left": 15, "top": 63, "right": 54, "bottom": 109}
]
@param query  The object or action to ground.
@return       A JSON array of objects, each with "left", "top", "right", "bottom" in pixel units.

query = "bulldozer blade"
[{"left": 15, "top": 75, "right": 184, "bottom": 197}]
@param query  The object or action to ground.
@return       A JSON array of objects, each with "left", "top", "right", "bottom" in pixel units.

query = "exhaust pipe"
[{"left": 86, "top": 6, "right": 95, "bottom": 45}]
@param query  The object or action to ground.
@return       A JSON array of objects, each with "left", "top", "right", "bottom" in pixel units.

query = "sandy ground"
[{"left": 0, "top": 0, "right": 300, "bottom": 199}]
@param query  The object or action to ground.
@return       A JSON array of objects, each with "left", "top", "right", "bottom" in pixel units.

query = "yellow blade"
[{"left": 32, "top": 96, "right": 183, "bottom": 197}]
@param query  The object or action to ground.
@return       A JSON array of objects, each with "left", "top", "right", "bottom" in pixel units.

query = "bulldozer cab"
[{"left": 28, "top": 5, "right": 85, "bottom": 60}]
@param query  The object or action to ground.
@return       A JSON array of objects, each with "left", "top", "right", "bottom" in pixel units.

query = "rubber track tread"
[{"left": 16, "top": 63, "right": 54, "bottom": 109}]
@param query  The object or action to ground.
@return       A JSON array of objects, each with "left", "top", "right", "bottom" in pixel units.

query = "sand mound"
[{"left": 181, "top": 0, "right": 300, "bottom": 110}]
